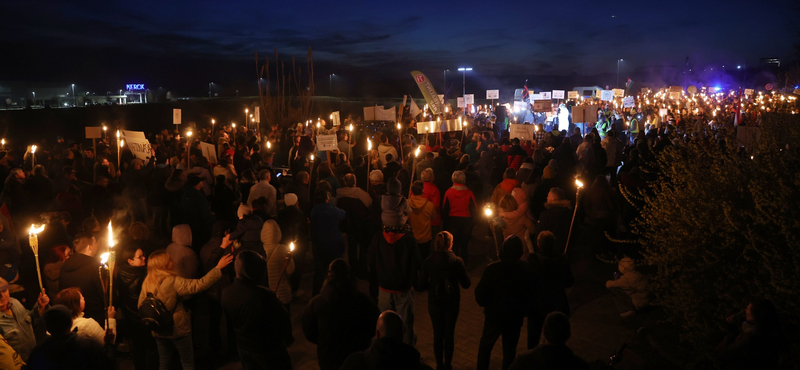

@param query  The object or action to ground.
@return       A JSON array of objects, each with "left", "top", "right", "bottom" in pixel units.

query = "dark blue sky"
[{"left": 1, "top": 0, "right": 795, "bottom": 96}]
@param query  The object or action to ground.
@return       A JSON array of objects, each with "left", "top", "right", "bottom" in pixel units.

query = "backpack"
[{"left": 139, "top": 292, "right": 174, "bottom": 335}]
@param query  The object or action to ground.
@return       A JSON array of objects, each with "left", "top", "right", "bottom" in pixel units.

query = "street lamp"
[
  {"left": 616, "top": 59, "right": 624, "bottom": 89},
  {"left": 457, "top": 67, "right": 473, "bottom": 100},
  {"left": 208, "top": 82, "right": 213, "bottom": 97}
]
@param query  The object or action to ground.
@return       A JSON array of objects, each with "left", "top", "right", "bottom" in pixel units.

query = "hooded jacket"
[
  {"left": 339, "top": 337, "right": 427, "bottom": 370},
  {"left": 421, "top": 182, "right": 441, "bottom": 226},
  {"left": 337, "top": 186, "right": 373, "bottom": 208},
  {"left": 368, "top": 232, "right": 422, "bottom": 292},
  {"left": 419, "top": 251, "right": 470, "bottom": 301},
  {"left": 166, "top": 225, "right": 198, "bottom": 279},
  {"left": 442, "top": 185, "right": 476, "bottom": 219},
  {"left": 229, "top": 214, "right": 265, "bottom": 258},
  {"left": 377, "top": 143, "right": 398, "bottom": 168},
  {"left": 59, "top": 253, "right": 105, "bottom": 327},
  {"left": 115, "top": 263, "right": 147, "bottom": 320},
  {"left": 474, "top": 243, "right": 536, "bottom": 326},
  {"left": 381, "top": 194, "right": 411, "bottom": 228},
  {"left": 261, "top": 220, "right": 295, "bottom": 304},
  {"left": 408, "top": 195, "right": 435, "bottom": 243},
  {"left": 500, "top": 188, "right": 534, "bottom": 254},
  {"left": 536, "top": 199, "right": 572, "bottom": 254},
  {"left": 491, "top": 178, "right": 520, "bottom": 205}
]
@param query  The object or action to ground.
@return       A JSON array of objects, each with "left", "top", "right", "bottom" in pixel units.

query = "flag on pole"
[
  {"left": 409, "top": 97, "right": 421, "bottom": 117},
  {"left": 522, "top": 80, "right": 531, "bottom": 104}
]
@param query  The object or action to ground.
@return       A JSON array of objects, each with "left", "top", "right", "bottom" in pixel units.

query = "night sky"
[{"left": 2, "top": 0, "right": 795, "bottom": 97}]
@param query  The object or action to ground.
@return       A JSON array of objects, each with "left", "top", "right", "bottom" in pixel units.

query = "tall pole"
[
  {"left": 443, "top": 69, "right": 448, "bottom": 96},
  {"left": 329, "top": 74, "right": 334, "bottom": 96},
  {"left": 616, "top": 59, "right": 623, "bottom": 89},
  {"left": 462, "top": 70, "right": 466, "bottom": 99},
  {"left": 71, "top": 84, "right": 76, "bottom": 107}
]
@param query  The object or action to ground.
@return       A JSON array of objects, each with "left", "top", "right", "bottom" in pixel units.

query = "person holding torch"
[{"left": 261, "top": 220, "right": 295, "bottom": 312}]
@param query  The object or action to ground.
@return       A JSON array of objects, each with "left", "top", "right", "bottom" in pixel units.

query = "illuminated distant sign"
[{"left": 126, "top": 84, "right": 145, "bottom": 90}]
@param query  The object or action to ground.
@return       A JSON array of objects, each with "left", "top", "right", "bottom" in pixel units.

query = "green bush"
[{"left": 632, "top": 115, "right": 800, "bottom": 348}]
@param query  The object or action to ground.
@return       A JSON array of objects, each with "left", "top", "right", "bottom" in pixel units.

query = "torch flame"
[
  {"left": 484, "top": 207, "right": 493, "bottom": 217},
  {"left": 108, "top": 222, "right": 115, "bottom": 248},
  {"left": 414, "top": 146, "right": 421, "bottom": 157},
  {"left": 31, "top": 145, "right": 37, "bottom": 154},
  {"left": 100, "top": 252, "right": 109, "bottom": 265},
  {"left": 29, "top": 224, "right": 45, "bottom": 235},
  {"left": 575, "top": 179, "right": 584, "bottom": 188},
  {"left": 310, "top": 154, "right": 315, "bottom": 161},
  {"left": 290, "top": 242, "right": 295, "bottom": 252},
  {"left": 116, "top": 130, "right": 120, "bottom": 138}
]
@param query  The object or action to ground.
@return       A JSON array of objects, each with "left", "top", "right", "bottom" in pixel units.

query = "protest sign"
[
  {"left": 316, "top": 134, "right": 338, "bottom": 151},
  {"left": 254, "top": 107, "right": 260, "bottom": 123},
  {"left": 596, "top": 89, "right": 602, "bottom": 98},
  {"left": 85, "top": 127, "right": 102, "bottom": 139},
  {"left": 568, "top": 91, "right": 579, "bottom": 99},
  {"left": 457, "top": 97, "right": 465, "bottom": 108},
  {"left": 794, "top": 89, "right": 800, "bottom": 96},
  {"left": 330, "top": 111, "right": 341, "bottom": 126},
  {"left": 613, "top": 89, "right": 625, "bottom": 97},
  {"left": 411, "top": 71, "right": 444, "bottom": 114},
  {"left": 509, "top": 124, "right": 536, "bottom": 141},
  {"left": 173, "top": 109, "right": 181, "bottom": 124},
  {"left": 486, "top": 90, "right": 499, "bottom": 99},
  {"left": 669, "top": 91, "right": 681, "bottom": 99},
  {"left": 622, "top": 96, "right": 635, "bottom": 108},
  {"left": 465, "top": 94, "right": 474, "bottom": 105},
  {"left": 199, "top": 142, "right": 217, "bottom": 164},
  {"left": 744, "top": 89, "right": 754, "bottom": 96},
  {"left": 659, "top": 108, "right": 668, "bottom": 117},
  {"left": 541, "top": 92, "right": 552, "bottom": 100},
  {"left": 417, "top": 119, "right": 462, "bottom": 133},
  {"left": 374, "top": 106, "right": 396, "bottom": 122},
  {"left": 363, "top": 106, "right": 376, "bottom": 121},
  {"left": 123, "top": 130, "right": 146, "bottom": 140},
  {"left": 533, "top": 100, "right": 552, "bottom": 112},
  {"left": 124, "top": 135, "right": 152, "bottom": 162},
  {"left": 669, "top": 86, "right": 683, "bottom": 93},
  {"left": 530, "top": 93, "right": 543, "bottom": 100},
  {"left": 600, "top": 90, "right": 614, "bottom": 102},
  {"left": 552, "top": 90, "right": 565, "bottom": 99}
]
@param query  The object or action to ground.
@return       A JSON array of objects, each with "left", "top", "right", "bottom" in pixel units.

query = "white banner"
[
  {"left": 123, "top": 130, "right": 146, "bottom": 140},
  {"left": 374, "top": 106, "right": 396, "bottom": 122},
  {"left": 457, "top": 97, "right": 465, "bottom": 108},
  {"left": 745, "top": 89, "right": 754, "bottom": 96},
  {"left": 531, "top": 93, "right": 544, "bottom": 100},
  {"left": 410, "top": 98, "right": 421, "bottom": 116},
  {"left": 254, "top": 107, "right": 260, "bottom": 123},
  {"left": 613, "top": 89, "right": 625, "bottom": 97},
  {"left": 316, "top": 134, "right": 338, "bottom": 151},
  {"left": 417, "top": 119, "right": 465, "bottom": 133},
  {"left": 541, "top": 92, "right": 552, "bottom": 100},
  {"left": 173, "top": 109, "right": 181, "bottom": 124},
  {"left": 568, "top": 91, "right": 579, "bottom": 99},
  {"left": 486, "top": 90, "right": 499, "bottom": 99},
  {"left": 600, "top": 90, "right": 614, "bottom": 101},
  {"left": 464, "top": 94, "right": 475, "bottom": 105},
  {"left": 123, "top": 133, "right": 152, "bottom": 162},
  {"left": 200, "top": 142, "right": 217, "bottom": 164},
  {"left": 552, "top": 90, "right": 565, "bottom": 99},
  {"left": 622, "top": 96, "right": 635, "bottom": 108},
  {"left": 509, "top": 124, "right": 536, "bottom": 141}
]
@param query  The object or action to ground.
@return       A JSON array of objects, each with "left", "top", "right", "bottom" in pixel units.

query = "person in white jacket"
[
  {"left": 261, "top": 220, "right": 295, "bottom": 309},
  {"left": 53, "top": 287, "right": 116, "bottom": 345}
]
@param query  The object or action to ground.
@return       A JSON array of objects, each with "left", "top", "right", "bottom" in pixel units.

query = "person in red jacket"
[
  {"left": 506, "top": 138, "right": 527, "bottom": 171},
  {"left": 420, "top": 168, "right": 442, "bottom": 233},
  {"left": 442, "top": 171, "right": 477, "bottom": 268}
]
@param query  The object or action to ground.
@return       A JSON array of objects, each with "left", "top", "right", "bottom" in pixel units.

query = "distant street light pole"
[
  {"left": 443, "top": 69, "right": 449, "bottom": 95},
  {"left": 208, "top": 82, "right": 213, "bottom": 97},
  {"left": 616, "top": 59, "right": 623, "bottom": 88},
  {"left": 71, "top": 84, "right": 76, "bottom": 107},
  {"left": 457, "top": 67, "right": 472, "bottom": 100},
  {"left": 329, "top": 74, "right": 335, "bottom": 97}
]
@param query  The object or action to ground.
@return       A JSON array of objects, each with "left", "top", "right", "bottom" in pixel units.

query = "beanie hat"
[
  {"left": 542, "top": 312, "right": 571, "bottom": 345},
  {"left": 543, "top": 166, "right": 555, "bottom": 179},
  {"left": 238, "top": 204, "right": 252, "bottom": 219},
  {"left": 387, "top": 178, "right": 402, "bottom": 195},
  {"left": 284, "top": 193, "right": 298, "bottom": 206}
]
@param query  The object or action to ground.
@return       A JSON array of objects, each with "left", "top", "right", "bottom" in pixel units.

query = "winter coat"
[
  {"left": 442, "top": 185, "right": 476, "bottom": 219},
  {"left": 421, "top": 182, "right": 441, "bottom": 226},
  {"left": 285, "top": 180, "right": 312, "bottom": 217},
  {"left": 491, "top": 178, "right": 520, "bottom": 206},
  {"left": 337, "top": 186, "right": 373, "bottom": 208},
  {"left": 115, "top": 263, "right": 147, "bottom": 321},
  {"left": 221, "top": 278, "right": 292, "bottom": 367},
  {"left": 508, "top": 344, "right": 589, "bottom": 370},
  {"left": 601, "top": 136, "right": 623, "bottom": 167},
  {"left": 261, "top": 220, "right": 295, "bottom": 304},
  {"left": 500, "top": 188, "right": 534, "bottom": 253},
  {"left": 137, "top": 267, "right": 222, "bottom": 338},
  {"left": 229, "top": 214, "right": 265, "bottom": 258},
  {"left": 310, "top": 203, "right": 346, "bottom": 260},
  {"left": 180, "top": 186, "right": 213, "bottom": 250},
  {"left": 303, "top": 282, "right": 380, "bottom": 370},
  {"left": 71, "top": 314, "right": 116, "bottom": 345},
  {"left": 419, "top": 251, "right": 470, "bottom": 302},
  {"left": 377, "top": 143, "right": 398, "bottom": 168},
  {"left": 339, "top": 338, "right": 428, "bottom": 370},
  {"left": 246, "top": 180, "right": 277, "bottom": 216},
  {"left": 408, "top": 195, "right": 435, "bottom": 243},
  {"left": 0, "top": 298, "right": 39, "bottom": 361},
  {"left": 529, "top": 253, "right": 574, "bottom": 315},
  {"left": 26, "top": 332, "right": 114, "bottom": 370},
  {"left": 59, "top": 253, "right": 105, "bottom": 327},
  {"left": 166, "top": 225, "right": 198, "bottom": 279},
  {"left": 474, "top": 257, "right": 536, "bottom": 326},
  {"left": 368, "top": 231, "right": 422, "bottom": 292},
  {"left": 506, "top": 145, "right": 527, "bottom": 171},
  {"left": 536, "top": 200, "right": 573, "bottom": 253},
  {"left": 381, "top": 194, "right": 411, "bottom": 228}
]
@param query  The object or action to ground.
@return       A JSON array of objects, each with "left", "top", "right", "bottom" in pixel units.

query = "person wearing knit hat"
[
  {"left": 284, "top": 193, "right": 298, "bottom": 207},
  {"left": 381, "top": 178, "right": 411, "bottom": 228},
  {"left": 238, "top": 204, "right": 252, "bottom": 219},
  {"left": 507, "top": 312, "right": 588, "bottom": 370}
]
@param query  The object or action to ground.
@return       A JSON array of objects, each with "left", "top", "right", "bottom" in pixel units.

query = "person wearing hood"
[
  {"left": 527, "top": 231, "right": 574, "bottom": 349},
  {"left": 515, "top": 159, "right": 535, "bottom": 187},
  {"left": 222, "top": 250, "right": 293, "bottom": 370},
  {"left": 261, "top": 220, "right": 295, "bottom": 309},
  {"left": 226, "top": 204, "right": 265, "bottom": 258},
  {"left": 381, "top": 153, "right": 402, "bottom": 181},
  {"left": 415, "top": 152, "right": 434, "bottom": 181},
  {"left": 180, "top": 174, "right": 213, "bottom": 251},
  {"left": 408, "top": 181, "right": 435, "bottom": 261},
  {"left": 368, "top": 214, "right": 422, "bottom": 346},
  {"left": 605, "top": 257, "right": 649, "bottom": 318},
  {"left": 419, "top": 231, "right": 471, "bottom": 370},
  {"left": 116, "top": 245, "right": 158, "bottom": 370},
  {"left": 475, "top": 236, "right": 536, "bottom": 370},
  {"left": 336, "top": 174, "right": 372, "bottom": 278},
  {"left": 59, "top": 233, "right": 105, "bottom": 327},
  {"left": 498, "top": 191, "right": 534, "bottom": 259},
  {"left": 377, "top": 133, "right": 399, "bottom": 168},
  {"left": 442, "top": 171, "right": 477, "bottom": 268},
  {"left": 506, "top": 139, "right": 527, "bottom": 171},
  {"left": 491, "top": 168, "right": 519, "bottom": 206},
  {"left": 419, "top": 168, "right": 442, "bottom": 232},
  {"left": 381, "top": 178, "right": 411, "bottom": 229},
  {"left": 166, "top": 224, "right": 199, "bottom": 279},
  {"left": 536, "top": 188, "right": 572, "bottom": 254},
  {"left": 303, "top": 259, "right": 380, "bottom": 370},
  {"left": 310, "top": 189, "right": 346, "bottom": 296},
  {"left": 340, "top": 310, "right": 432, "bottom": 370},
  {"left": 246, "top": 169, "right": 277, "bottom": 216},
  {"left": 509, "top": 312, "right": 589, "bottom": 370}
]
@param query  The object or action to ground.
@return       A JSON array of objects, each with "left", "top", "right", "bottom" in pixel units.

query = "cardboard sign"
[
  {"left": 509, "top": 124, "right": 536, "bottom": 141},
  {"left": 584, "top": 106, "right": 598, "bottom": 123},
  {"left": 613, "top": 89, "right": 625, "bottom": 97},
  {"left": 316, "top": 134, "right": 338, "bottom": 151},
  {"left": 85, "top": 127, "right": 102, "bottom": 139},
  {"left": 600, "top": 90, "right": 614, "bottom": 102},
  {"left": 573, "top": 106, "right": 585, "bottom": 123},
  {"left": 199, "top": 142, "right": 217, "bottom": 164},
  {"left": 568, "top": 91, "right": 579, "bottom": 99},
  {"left": 552, "top": 90, "right": 565, "bottom": 99},
  {"left": 622, "top": 96, "right": 635, "bottom": 108},
  {"left": 744, "top": 89, "right": 754, "bottom": 96},
  {"left": 464, "top": 94, "right": 475, "bottom": 105},
  {"left": 669, "top": 91, "right": 681, "bottom": 99},
  {"left": 123, "top": 134, "right": 152, "bottom": 162},
  {"left": 330, "top": 111, "right": 341, "bottom": 126},
  {"left": 533, "top": 100, "right": 552, "bottom": 112},
  {"left": 173, "top": 109, "right": 181, "bottom": 124},
  {"left": 541, "top": 92, "right": 552, "bottom": 100},
  {"left": 457, "top": 97, "right": 465, "bottom": 108},
  {"left": 486, "top": 90, "right": 499, "bottom": 99},
  {"left": 417, "top": 119, "right": 463, "bottom": 133},
  {"left": 254, "top": 107, "right": 260, "bottom": 123},
  {"left": 596, "top": 89, "right": 602, "bottom": 98},
  {"left": 669, "top": 86, "right": 683, "bottom": 93},
  {"left": 123, "top": 130, "right": 146, "bottom": 140}
]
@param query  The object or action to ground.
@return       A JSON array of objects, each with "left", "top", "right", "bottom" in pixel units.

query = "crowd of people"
[{"left": 0, "top": 91, "right": 790, "bottom": 370}]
